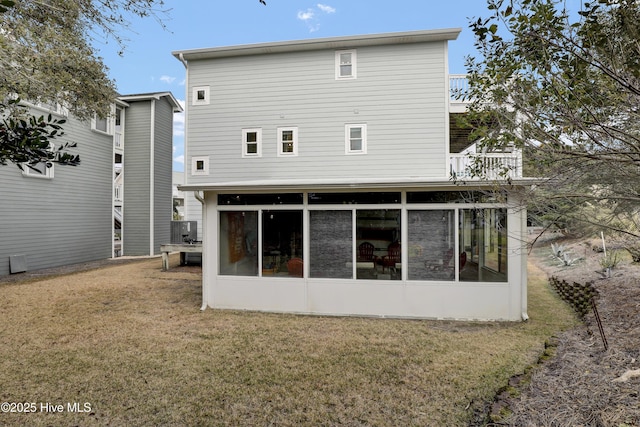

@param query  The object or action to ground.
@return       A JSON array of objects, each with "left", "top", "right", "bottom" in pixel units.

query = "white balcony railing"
[
  {"left": 449, "top": 152, "right": 522, "bottom": 180},
  {"left": 449, "top": 74, "right": 469, "bottom": 101}
]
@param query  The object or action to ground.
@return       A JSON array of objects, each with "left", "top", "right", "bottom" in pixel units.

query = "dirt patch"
[
  {"left": 498, "top": 236, "right": 640, "bottom": 426},
  {"left": 0, "top": 256, "right": 201, "bottom": 285}
]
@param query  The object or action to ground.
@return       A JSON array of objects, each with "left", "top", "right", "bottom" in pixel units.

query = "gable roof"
[
  {"left": 118, "top": 92, "right": 183, "bottom": 113},
  {"left": 173, "top": 28, "right": 461, "bottom": 63}
]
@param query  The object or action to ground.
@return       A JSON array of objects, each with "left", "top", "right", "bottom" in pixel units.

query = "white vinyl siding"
[{"left": 185, "top": 41, "right": 448, "bottom": 184}]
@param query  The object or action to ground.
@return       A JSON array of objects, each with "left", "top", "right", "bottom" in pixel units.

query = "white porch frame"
[{"left": 197, "top": 187, "right": 529, "bottom": 321}]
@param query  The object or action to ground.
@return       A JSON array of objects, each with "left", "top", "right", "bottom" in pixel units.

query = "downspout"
[
  {"left": 178, "top": 52, "right": 188, "bottom": 69},
  {"left": 194, "top": 191, "right": 204, "bottom": 205},
  {"left": 178, "top": 53, "right": 209, "bottom": 312}
]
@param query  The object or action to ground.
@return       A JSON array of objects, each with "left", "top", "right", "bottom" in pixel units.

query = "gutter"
[{"left": 178, "top": 52, "right": 188, "bottom": 69}]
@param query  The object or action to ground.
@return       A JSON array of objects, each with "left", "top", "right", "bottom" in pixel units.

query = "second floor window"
[
  {"left": 242, "top": 128, "right": 262, "bottom": 157},
  {"left": 92, "top": 115, "right": 112, "bottom": 134},
  {"left": 336, "top": 50, "right": 357, "bottom": 79},
  {"left": 277, "top": 127, "right": 298, "bottom": 156},
  {"left": 345, "top": 124, "right": 367, "bottom": 154},
  {"left": 22, "top": 161, "right": 54, "bottom": 179},
  {"left": 92, "top": 105, "right": 115, "bottom": 135}
]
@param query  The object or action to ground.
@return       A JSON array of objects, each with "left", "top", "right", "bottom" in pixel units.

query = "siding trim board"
[
  {"left": 180, "top": 177, "right": 541, "bottom": 193},
  {"left": 149, "top": 99, "right": 155, "bottom": 255}
]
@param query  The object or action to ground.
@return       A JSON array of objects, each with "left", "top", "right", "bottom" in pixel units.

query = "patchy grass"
[{"left": 0, "top": 256, "right": 576, "bottom": 426}]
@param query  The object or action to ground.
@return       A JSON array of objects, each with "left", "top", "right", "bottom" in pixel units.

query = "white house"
[{"left": 173, "top": 29, "right": 532, "bottom": 321}]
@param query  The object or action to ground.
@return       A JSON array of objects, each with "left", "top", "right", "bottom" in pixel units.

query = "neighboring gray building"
[
  {"left": 174, "top": 29, "right": 532, "bottom": 321},
  {"left": 118, "top": 93, "right": 183, "bottom": 256},
  {"left": 0, "top": 92, "right": 182, "bottom": 276}
]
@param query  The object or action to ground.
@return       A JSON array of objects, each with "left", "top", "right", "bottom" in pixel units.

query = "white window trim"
[
  {"left": 345, "top": 124, "right": 367, "bottom": 154},
  {"left": 20, "top": 99, "right": 69, "bottom": 117},
  {"left": 191, "top": 156, "right": 210, "bottom": 176},
  {"left": 192, "top": 86, "right": 210, "bottom": 106},
  {"left": 91, "top": 104, "right": 115, "bottom": 135},
  {"left": 242, "top": 128, "right": 262, "bottom": 158},
  {"left": 335, "top": 50, "right": 357, "bottom": 80},
  {"left": 22, "top": 162, "right": 54, "bottom": 179},
  {"left": 277, "top": 127, "right": 298, "bottom": 157}
]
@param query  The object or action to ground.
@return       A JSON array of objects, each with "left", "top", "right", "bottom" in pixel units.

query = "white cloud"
[
  {"left": 317, "top": 3, "right": 335, "bottom": 13},
  {"left": 297, "top": 9, "right": 315, "bottom": 22},
  {"left": 173, "top": 101, "right": 185, "bottom": 138},
  {"left": 297, "top": 4, "right": 335, "bottom": 33},
  {"left": 172, "top": 99, "right": 185, "bottom": 169},
  {"left": 160, "top": 75, "right": 176, "bottom": 84}
]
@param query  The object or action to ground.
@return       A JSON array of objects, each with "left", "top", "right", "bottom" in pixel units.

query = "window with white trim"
[
  {"left": 345, "top": 124, "right": 367, "bottom": 154},
  {"left": 336, "top": 50, "right": 357, "bottom": 79},
  {"left": 192, "top": 86, "right": 210, "bottom": 105},
  {"left": 91, "top": 114, "right": 114, "bottom": 135},
  {"left": 277, "top": 127, "right": 298, "bottom": 156},
  {"left": 21, "top": 99, "right": 68, "bottom": 117},
  {"left": 22, "top": 161, "right": 54, "bottom": 179},
  {"left": 191, "top": 156, "right": 209, "bottom": 175},
  {"left": 242, "top": 128, "right": 262, "bottom": 157}
]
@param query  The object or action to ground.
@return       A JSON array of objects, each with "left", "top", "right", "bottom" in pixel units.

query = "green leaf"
[{"left": 0, "top": 0, "right": 15, "bottom": 14}]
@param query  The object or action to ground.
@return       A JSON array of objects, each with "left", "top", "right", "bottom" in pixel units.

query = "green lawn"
[{"left": 0, "top": 256, "right": 576, "bottom": 426}]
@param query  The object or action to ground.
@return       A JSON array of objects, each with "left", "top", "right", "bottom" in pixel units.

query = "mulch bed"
[{"left": 495, "top": 238, "right": 640, "bottom": 426}]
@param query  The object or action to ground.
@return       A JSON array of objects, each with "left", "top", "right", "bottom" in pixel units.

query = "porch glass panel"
[
  {"left": 407, "top": 210, "right": 455, "bottom": 281},
  {"left": 459, "top": 208, "right": 508, "bottom": 282},
  {"left": 262, "top": 210, "right": 304, "bottom": 277},
  {"left": 219, "top": 211, "right": 258, "bottom": 276},
  {"left": 356, "top": 209, "right": 401, "bottom": 280},
  {"left": 309, "top": 210, "right": 352, "bottom": 278}
]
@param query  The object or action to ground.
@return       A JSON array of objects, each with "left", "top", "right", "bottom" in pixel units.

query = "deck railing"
[
  {"left": 449, "top": 74, "right": 469, "bottom": 101},
  {"left": 449, "top": 152, "right": 522, "bottom": 180}
]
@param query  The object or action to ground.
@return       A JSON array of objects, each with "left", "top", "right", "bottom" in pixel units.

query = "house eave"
[
  {"left": 172, "top": 28, "right": 462, "bottom": 62},
  {"left": 118, "top": 92, "right": 183, "bottom": 113},
  {"left": 179, "top": 177, "right": 541, "bottom": 193}
]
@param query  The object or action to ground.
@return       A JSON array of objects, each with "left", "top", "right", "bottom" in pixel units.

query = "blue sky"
[{"left": 97, "top": 1, "right": 497, "bottom": 172}]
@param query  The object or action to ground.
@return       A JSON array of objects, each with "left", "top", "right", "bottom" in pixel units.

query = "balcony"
[
  {"left": 449, "top": 74, "right": 470, "bottom": 113},
  {"left": 449, "top": 151, "right": 523, "bottom": 180}
]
